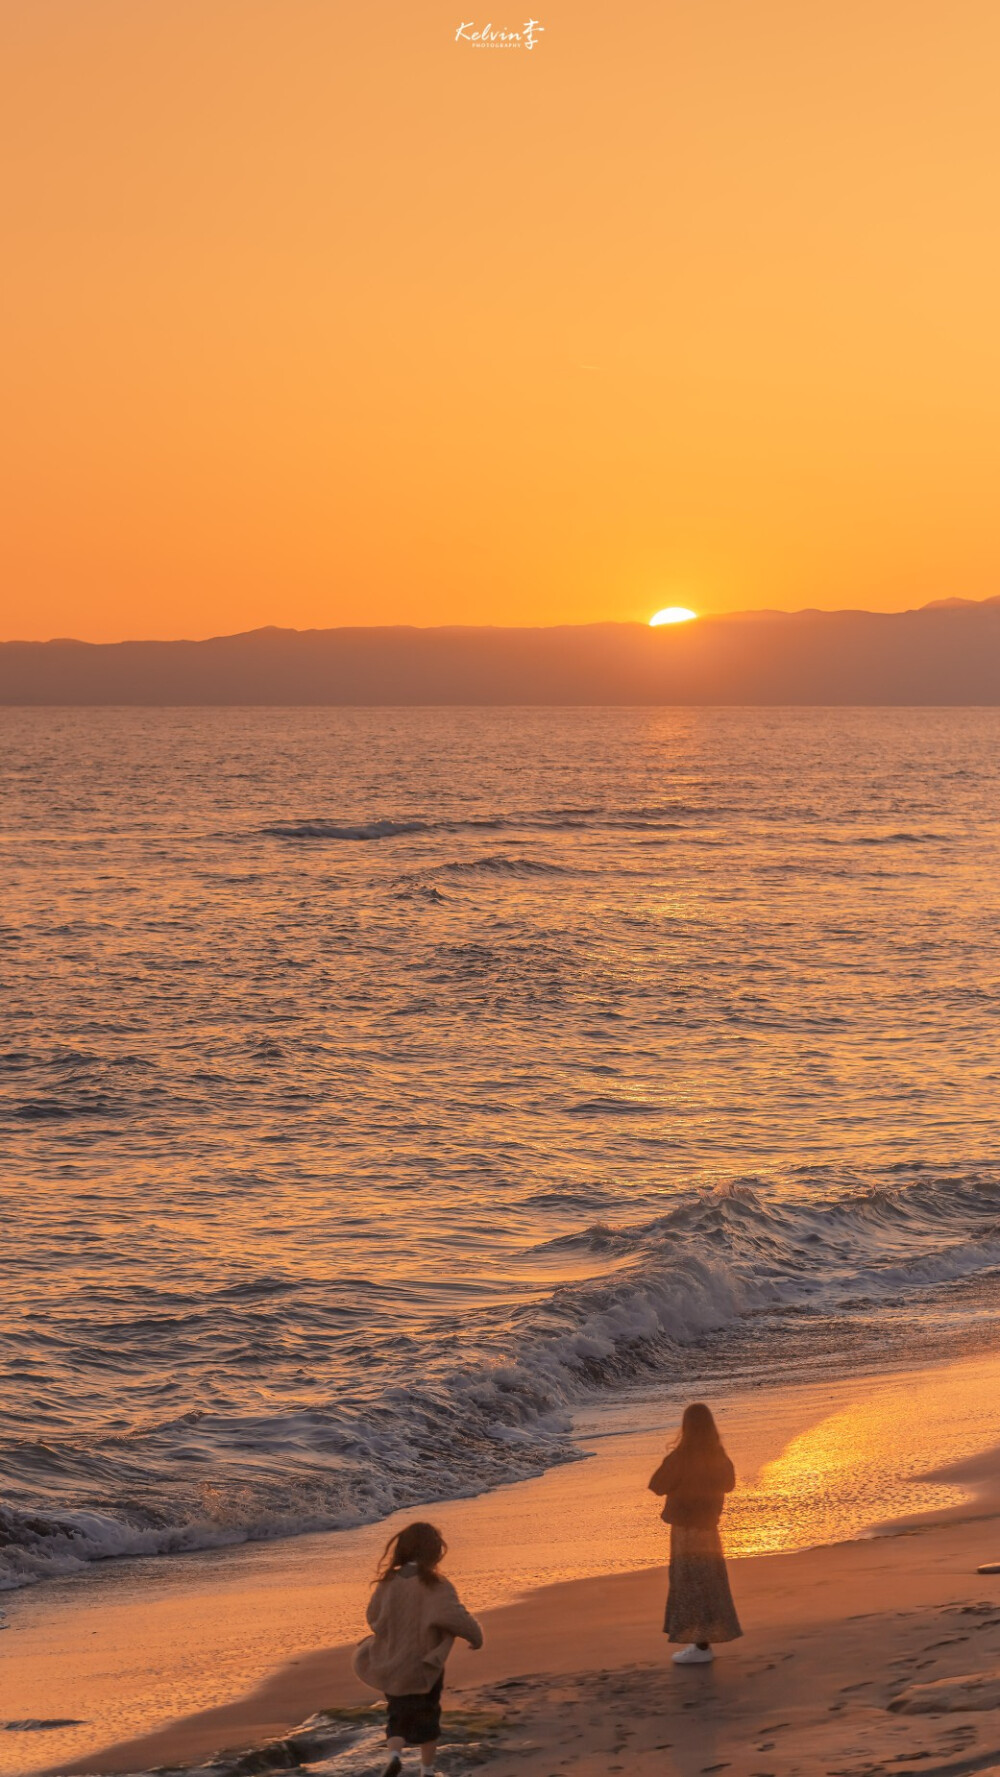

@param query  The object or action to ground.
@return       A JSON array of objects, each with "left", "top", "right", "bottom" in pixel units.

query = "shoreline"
[
  {"left": 10, "top": 1347, "right": 1000, "bottom": 1777},
  {"left": 40, "top": 1509, "right": 1000, "bottom": 1777}
]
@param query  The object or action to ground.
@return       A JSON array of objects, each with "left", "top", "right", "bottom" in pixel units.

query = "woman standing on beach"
[{"left": 649, "top": 1401, "right": 742, "bottom": 1665}]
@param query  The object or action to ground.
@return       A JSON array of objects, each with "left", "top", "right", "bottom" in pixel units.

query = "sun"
[{"left": 649, "top": 607, "right": 698, "bottom": 626}]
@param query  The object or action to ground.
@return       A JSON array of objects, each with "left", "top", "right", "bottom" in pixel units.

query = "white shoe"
[{"left": 672, "top": 1644, "right": 714, "bottom": 1664}]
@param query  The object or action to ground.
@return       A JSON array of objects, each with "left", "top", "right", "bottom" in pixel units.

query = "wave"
[
  {"left": 568, "top": 1097, "right": 664, "bottom": 1115},
  {"left": 391, "top": 856, "right": 582, "bottom": 897},
  {"left": 440, "top": 856, "right": 575, "bottom": 878},
  {"left": 4, "top": 1171, "right": 1000, "bottom": 1592},
  {"left": 815, "top": 831, "right": 949, "bottom": 847},
  {"left": 258, "top": 804, "right": 721, "bottom": 843},
  {"left": 261, "top": 818, "right": 441, "bottom": 841}
]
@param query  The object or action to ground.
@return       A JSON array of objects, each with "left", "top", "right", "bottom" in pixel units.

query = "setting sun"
[{"left": 649, "top": 608, "right": 698, "bottom": 627}]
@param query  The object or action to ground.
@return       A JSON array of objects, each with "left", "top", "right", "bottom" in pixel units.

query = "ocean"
[{"left": 4, "top": 704, "right": 1000, "bottom": 1594}]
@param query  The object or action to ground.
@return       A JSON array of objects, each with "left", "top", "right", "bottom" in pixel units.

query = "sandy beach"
[
  {"left": 25, "top": 1476, "right": 1000, "bottom": 1777},
  {"left": 8, "top": 1348, "right": 1000, "bottom": 1777}
]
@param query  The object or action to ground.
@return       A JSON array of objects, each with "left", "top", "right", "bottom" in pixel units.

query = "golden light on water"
[{"left": 649, "top": 607, "right": 698, "bottom": 626}]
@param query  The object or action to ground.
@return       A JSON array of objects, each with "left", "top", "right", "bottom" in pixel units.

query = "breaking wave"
[{"left": 4, "top": 1170, "right": 1000, "bottom": 1592}]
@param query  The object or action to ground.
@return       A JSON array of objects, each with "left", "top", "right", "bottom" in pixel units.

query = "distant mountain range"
[{"left": 4, "top": 598, "right": 1000, "bottom": 704}]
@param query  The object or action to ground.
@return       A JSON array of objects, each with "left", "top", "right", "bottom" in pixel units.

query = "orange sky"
[{"left": 3, "top": 0, "right": 1000, "bottom": 641}]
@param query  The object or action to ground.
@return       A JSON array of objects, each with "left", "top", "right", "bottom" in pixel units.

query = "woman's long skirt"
[{"left": 664, "top": 1524, "right": 742, "bottom": 1644}]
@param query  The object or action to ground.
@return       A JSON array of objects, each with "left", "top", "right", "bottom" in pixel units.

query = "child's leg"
[
  {"left": 381, "top": 1734, "right": 404, "bottom": 1776},
  {"left": 419, "top": 1739, "right": 438, "bottom": 1772}
]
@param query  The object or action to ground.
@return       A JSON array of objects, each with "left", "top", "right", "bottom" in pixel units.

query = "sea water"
[{"left": 4, "top": 705, "right": 1000, "bottom": 1592}]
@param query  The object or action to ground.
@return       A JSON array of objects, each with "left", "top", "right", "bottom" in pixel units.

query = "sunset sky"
[{"left": 4, "top": 0, "right": 1000, "bottom": 641}]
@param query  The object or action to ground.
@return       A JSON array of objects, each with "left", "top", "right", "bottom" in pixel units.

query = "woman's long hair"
[
  {"left": 375, "top": 1520, "right": 446, "bottom": 1588},
  {"left": 671, "top": 1402, "right": 729, "bottom": 1479}
]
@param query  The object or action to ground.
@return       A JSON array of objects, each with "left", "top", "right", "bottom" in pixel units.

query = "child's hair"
[{"left": 375, "top": 1520, "right": 446, "bottom": 1587}]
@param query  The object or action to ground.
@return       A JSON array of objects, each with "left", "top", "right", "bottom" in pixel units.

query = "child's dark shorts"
[{"left": 386, "top": 1673, "right": 443, "bottom": 1744}]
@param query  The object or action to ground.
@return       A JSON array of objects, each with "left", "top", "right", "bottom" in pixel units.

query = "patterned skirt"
[{"left": 664, "top": 1523, "right": 742, "bottom": 1644}]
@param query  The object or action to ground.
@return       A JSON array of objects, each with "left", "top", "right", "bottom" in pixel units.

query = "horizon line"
[{"left": 5, "top": 594, "right": 1000, "bottom": 648}]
